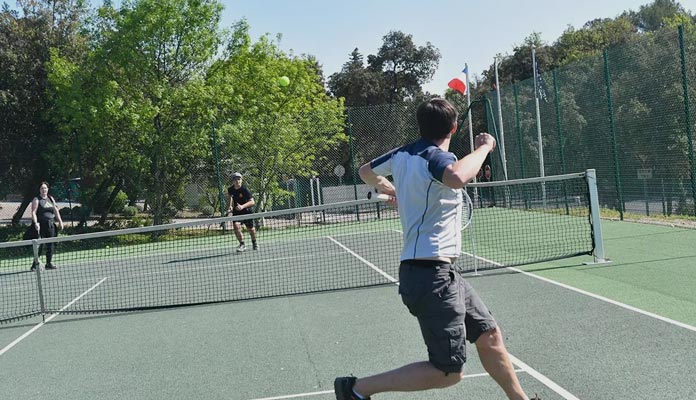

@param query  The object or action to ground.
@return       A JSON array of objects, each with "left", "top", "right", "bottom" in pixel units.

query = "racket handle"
[{"left": 375, "top": 194, "right": 394, "bottom": 201}]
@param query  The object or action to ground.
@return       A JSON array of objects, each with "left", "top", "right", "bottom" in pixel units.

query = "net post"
[
  {"left": 32, "top": 239, "right": 47, "bottom": 321},
  {"left": 585, "top": 169, "right": 610, "bottom": 264},
  {"left": 469, "top": 217, "right": 480, "bottom": 276}
]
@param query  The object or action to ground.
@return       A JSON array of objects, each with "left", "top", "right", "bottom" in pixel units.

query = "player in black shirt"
[
  {"left": 226, "top": 172, "right": 258, "bottom": 251},
  {"left": 30, "top": 181, "right": 64, "bottom": 270}
]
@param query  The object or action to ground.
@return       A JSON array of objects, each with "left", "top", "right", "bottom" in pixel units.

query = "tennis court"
[{"left": 1, "top": 173, "right": 695, "bottom": 399}]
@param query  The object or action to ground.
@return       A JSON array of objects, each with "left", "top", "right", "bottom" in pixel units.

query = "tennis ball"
[
  {"left": 105, "top": 245, "right": 110, "bottom": 249},
  {"left": 278, "top": 76, "right": 290, "bottom": 87}
]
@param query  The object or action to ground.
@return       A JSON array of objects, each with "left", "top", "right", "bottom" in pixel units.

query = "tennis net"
[
  {"left": 0, "top": 170, "right": 605, "bottom": 323},
  {"left": 458, "top": 170, "right": 605, "bottom": 271}
]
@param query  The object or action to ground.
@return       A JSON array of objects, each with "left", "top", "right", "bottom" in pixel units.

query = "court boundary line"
[
  {"left": 464, "top": 252, "right": 696, "bottom": 333},
  {"left": 509, "top": 265, "right": 696, "bottom": 333},
  {"left": 246, "top": 370, "right": 524, "bottom": 400},
  {"left": 0, "top": 277, "right": 108, "bottom": 356},
  {"left": 508, "top": 353, "right": 579, "bottom": 400},
  {"left": 327, "top": 236, "right": 398, "bottom": 283}
]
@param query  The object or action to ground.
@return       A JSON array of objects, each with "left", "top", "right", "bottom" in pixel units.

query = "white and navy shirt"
[{"left": 370, "top": 138, "right": 462, "bottom": 261}]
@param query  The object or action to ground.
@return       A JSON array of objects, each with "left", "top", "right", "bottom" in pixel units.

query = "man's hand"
[
  {"left": 475, "top": 133, "right": 496, "bottom": 152},
  {"left": 235, "top": 205, "right": 244, "bottom": 211}
]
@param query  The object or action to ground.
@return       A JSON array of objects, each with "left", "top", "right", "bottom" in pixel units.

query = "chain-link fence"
[{"left": 484, "top": 26, "right": 696, "bottom": 219}]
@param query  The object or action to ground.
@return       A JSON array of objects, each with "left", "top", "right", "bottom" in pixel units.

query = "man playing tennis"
[
  {"left": 335, "top": 98, "right": 537, "bottom": 400},
  {"left": 227, "top": 172, "right": 258, "bottom": 252}
]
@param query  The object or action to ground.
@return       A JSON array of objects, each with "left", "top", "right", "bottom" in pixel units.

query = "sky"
[{"left": 220, "top": 0, "right": 696, "bottom": 95}]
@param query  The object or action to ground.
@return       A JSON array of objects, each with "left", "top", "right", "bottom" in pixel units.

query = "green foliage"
[
  {"left": 328, "top": 49, "right": 384, "bottom": 106},
  {"left": 48, "top": 0, "right": 224, "bottom": 225},
  {"left": 0, "top": 0, "right": 88, "bottom": 221},
  {"left": 122, "top": 206, "right": 138, "bottom": 217},
  {"left": 628, "top": 0, "right": 686, "bottom": 32},
  {"left": 328, "top": 31, "right": 440, "bottom": 105},
  {"left": 200, "top": 205, "right": 214, "bottom": 216},
  {"left": 86, "top": 186, "right": 128, "bottom": 214},
  {"left": 194, "top": 188, "right": 221, "bottom": 213},
  {"left": 208, "top": 21, "right": 346, "bottom": 212},
  {"left": 103, "top": 214, "right": 153, "bottom": 229},
  {"left": 555, "top": 17, "right": 637, "bottom": 65},
  {"left": 113, "top": 190, "right": 129, "bottom": 213}
]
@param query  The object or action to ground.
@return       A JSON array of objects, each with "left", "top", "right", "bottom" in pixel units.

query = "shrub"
[
  {"left": 122, "top": 206, "right": 138, "bottom": 217},
  {"left": 112, "top": 190, "right": 129, "bottom": 213},
  {"left": 200, "top": 205, "right": 215, "bottom": 216}
]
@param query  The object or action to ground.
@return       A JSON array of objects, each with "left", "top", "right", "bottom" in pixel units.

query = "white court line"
[
  {"left": 464, "top": 251, "right": 696, "bottom": 334},
  {"left": 0, "top": 277, "right": 108, "bottom": 357},
  {"left": 507, "top": 265, "right": 696, "bottom": 333},
  {"left": 246, "top": 370, "right": 523, "bottom": 400},
  {"left": 248, "top": 390, "right": 333, "bottom": 400},
  {"left": 326, "top": 236, "right": 398, "bottom": 283},
  {"left": 5, "top": 284, "right": 32, "bottom": 291},
  {"left": 509, "top": 353, "right": 579, "bottom": 400}
]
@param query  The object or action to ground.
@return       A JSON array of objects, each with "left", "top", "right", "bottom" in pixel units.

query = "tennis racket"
[
  {"left": 373, "top": 191, "right": 473, "bottom": 231},
  {"left": 460, "top": 189, "right": 473, "bottom": 231}
]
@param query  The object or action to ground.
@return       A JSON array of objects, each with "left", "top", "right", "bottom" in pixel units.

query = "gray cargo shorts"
[{"left": 398, "top": 259, "right": 497, "bottom": 373}]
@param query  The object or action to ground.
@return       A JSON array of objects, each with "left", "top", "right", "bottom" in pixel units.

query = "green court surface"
[
  {"left": 1, "top": 218, "right": 695, "bottom": 399},
  {"left": 519, "top": 219, "right": 696, "bottom": 326}
]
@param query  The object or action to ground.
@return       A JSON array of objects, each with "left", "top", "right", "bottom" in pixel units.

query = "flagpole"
[
  {"left": 465, "top": 64, "right": 476, "bottom": 180},
  {"left": 494, "top": 57, "right": 509, "bottom": 180},
  {"left": 532, "top": 48, "right": 547, "bottom": 204},
  {"left": 532, "top": 48, "right": 545, "bottom": 178}
]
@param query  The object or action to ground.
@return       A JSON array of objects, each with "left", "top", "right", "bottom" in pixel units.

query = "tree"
[
  {"left": 328, "top": 31, "right": 440, "bottom": 105},
  {"left": 0, "top": 0, "right": 87, "bottom": 225},
  {"left": 48, "top": 0, "right": 224, "bottom": 225},
  {"left": 629, "top": 0, "right": 686, "bottom": 32},
  {"left": 367, "top": 31, "right": 440, "bottom": 103},
  {"left": 207, "top": 21, "right": 345, "bottom": 212},
  {"left": 554, "top": 17, "right": 637, "bottom": 65},
  {"left": 328, "top": 49, "right": 384, "bottom": 106}
]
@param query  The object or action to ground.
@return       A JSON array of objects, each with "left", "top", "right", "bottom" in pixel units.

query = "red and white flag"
[{"left": 447, "top": 66, "right": 468, "bottom": 95}]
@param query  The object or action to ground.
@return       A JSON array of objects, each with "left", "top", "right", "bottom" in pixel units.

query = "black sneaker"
[
  {"left": 253, "top": 243, "right": 259, "bottom": 250},
  {"left": 30, "top": 262, "right": 39, "bottom": 271},
  {"left": 45, "top": 263, "right": 58, "bottom": 270},
  {"left": 334, "top": 376, "right": 370, "bottom": 400}
]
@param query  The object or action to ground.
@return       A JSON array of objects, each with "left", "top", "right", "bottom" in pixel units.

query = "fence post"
[
  {"left": 513, "top": 83, "right": 525, "bottom": 179},
  {"left": 678, "top": 25, "right": 696, "bottom": 216},
  {"left": 347, "top": 111, "right": 359, "bottom": 201},
  {"left": 553, "top": 70, "right": 570, "bottom": 215},
  {"left": 552, "top": 70, "right": 567, "bottom": 175},
  {"left": 513, "top": 83, "right": 529, "bottom": 209},
  {"left": 603, "top": 50, "right": 624, "bottom": 220},
  {"left": 211, "top": 125, "right": 226, "bottom": 219},
  {"left": 73, "top": 130, "right": 89, "bottom": 225},
  {"left": 347, "top": 110, "right": 362, "bottom": 220}
]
